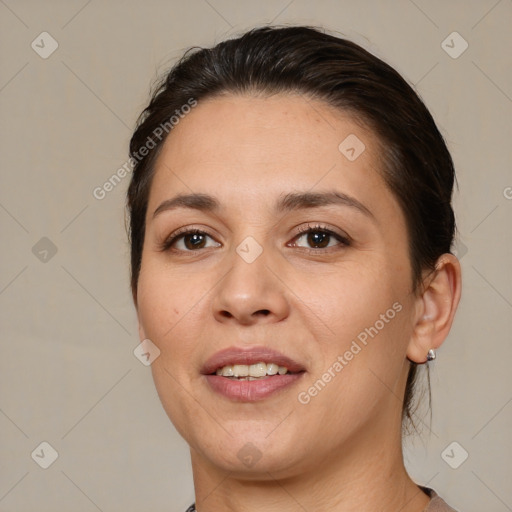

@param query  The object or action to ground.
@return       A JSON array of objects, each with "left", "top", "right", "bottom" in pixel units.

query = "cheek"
[
  {"left": 136, "top": 258, "right": 215, "bottom": 378},
  {"left": 290, "top": 261, "right": 401, "bottom": 342},
  {"left": 137, "top": 257, "right": 199, "bottom": 338},
  {"left": 136, "top": 262, "right": 206, "bottom": 432},
  {"left": 293, "top": 264, "right": 411, "bottom": 398},
  {"left": 136, "top": 267, "right": 188, "bottom": 382},
  {"left": 137, "top": 277, "right": 178, "bottom": 342}
]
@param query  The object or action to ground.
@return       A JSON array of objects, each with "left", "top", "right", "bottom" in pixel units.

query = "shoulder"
[{"left": 421, "top": 486, "right": 460, "bottom": 512}]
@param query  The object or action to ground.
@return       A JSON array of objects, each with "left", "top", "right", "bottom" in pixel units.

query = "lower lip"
[{"left": 204, "top": 373, "right": 305, "bottom": 401}]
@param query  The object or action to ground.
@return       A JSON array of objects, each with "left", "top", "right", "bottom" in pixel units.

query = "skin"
[{"left": 135, "top": 93, "right": 462, "bottom": 512}]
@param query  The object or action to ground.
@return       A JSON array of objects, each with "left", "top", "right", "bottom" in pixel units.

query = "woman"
[{"left": 127, "top": 26, "right": 462, "bottom": 511}]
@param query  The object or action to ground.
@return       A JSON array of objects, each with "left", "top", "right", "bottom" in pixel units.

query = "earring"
[{"left": 426, "top": 349, "right": 436, "bottom": 361}]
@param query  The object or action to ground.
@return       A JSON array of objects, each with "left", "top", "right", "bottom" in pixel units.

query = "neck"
[{"left": 188, "top": 412, "right": 430, "bottom": 512}]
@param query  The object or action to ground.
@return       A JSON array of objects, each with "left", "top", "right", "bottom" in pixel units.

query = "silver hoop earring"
[{"left": 426, "top": 349, "right": 436, "bottom": 361}]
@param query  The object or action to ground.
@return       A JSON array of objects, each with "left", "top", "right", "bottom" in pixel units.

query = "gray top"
[{"left": 421, "top": 486, "right": 459, "bottom": 511}]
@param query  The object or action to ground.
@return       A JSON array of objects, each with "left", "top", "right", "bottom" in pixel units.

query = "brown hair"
[{"left": 126, "top": 25, "right": 456, "bottom": 433}]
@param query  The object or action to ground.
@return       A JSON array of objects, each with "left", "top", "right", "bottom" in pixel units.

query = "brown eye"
[
  {"left": 292, "top": 227, "right": 348, "bottom": 250},
  {"left": 305, "top": 231, "right": 331, "bottom": 248},
  {"left": 183, "top": 233, "right": 207, "bottom": 250},
  {"left": 162, "top": 229, "right": 221, "bottom": 252}
]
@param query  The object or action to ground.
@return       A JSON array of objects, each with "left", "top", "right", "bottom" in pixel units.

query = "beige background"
[{"left": 1, "top": 1, "right": 511, "bottom": 511}]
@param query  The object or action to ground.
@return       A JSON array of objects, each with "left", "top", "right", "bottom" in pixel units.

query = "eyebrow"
[
  {"left": 152, "top": 191, "right": 374, "bottom": 220},
  {"left": 275, "top": 191, "right": 374, "bottom": 219},
  {"left": 153, "top": 193, "right": 220, "bottom": 218}
]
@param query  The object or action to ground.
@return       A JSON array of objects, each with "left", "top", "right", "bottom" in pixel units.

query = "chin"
[
  {"left": 201, "top": 445, "right": 305, "bottom": 479},
  {"left": 187, "top": 422, "right": 300, "bottom": 467}
]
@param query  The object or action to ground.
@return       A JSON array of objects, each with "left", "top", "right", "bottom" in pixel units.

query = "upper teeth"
[{"left": 215, "top": 362, "right": 289, "bottom": 377}]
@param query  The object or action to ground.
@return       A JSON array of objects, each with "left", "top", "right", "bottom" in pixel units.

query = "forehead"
[{"left": 147, "top": 93, "right": 392, "bottom": 215}]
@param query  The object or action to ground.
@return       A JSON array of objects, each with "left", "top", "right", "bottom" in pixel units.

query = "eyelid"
[{"left": 291, "top": 223, "right": 351, "bottom": 244}]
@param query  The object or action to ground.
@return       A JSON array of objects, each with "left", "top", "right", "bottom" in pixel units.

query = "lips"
[{"left": 201, "top": 346, "right": 306, "bottom": 375}]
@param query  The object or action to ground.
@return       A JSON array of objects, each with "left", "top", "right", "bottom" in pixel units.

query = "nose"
[{"left": 212, "top": 246, "right": 290, "bottom": 326}]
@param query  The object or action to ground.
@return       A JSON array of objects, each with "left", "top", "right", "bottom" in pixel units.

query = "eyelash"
[
  {"left": 292, "top": 224, "right": 351, "bottom": 252},
  {"left": 159, "top": 224, "right": 351, "bottom": 254}
]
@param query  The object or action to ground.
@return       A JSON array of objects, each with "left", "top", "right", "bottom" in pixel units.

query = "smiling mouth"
[
  {"left": 205, "top": 365, "right": 306, "bottom": 402},
  {"left": 212, "top": 361, "right": 304, "bottom": 380}
]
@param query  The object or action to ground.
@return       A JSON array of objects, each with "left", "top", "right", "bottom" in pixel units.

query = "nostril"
[{"left": 217, "top": 309, "right": 272, "bottom": 321}]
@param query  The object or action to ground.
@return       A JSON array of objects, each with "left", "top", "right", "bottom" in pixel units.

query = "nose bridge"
[{"left": 213, "top": 235, "right": 289, "bottom": 324}]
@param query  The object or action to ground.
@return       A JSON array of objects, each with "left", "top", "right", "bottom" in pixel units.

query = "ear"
[{"left": 407, "top": 253, "right": 462, "bottom": 363}]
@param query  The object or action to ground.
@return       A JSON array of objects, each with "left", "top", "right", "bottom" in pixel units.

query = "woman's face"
[{"left": 136, "top": 93, "right": 419, "bottom": 476}]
